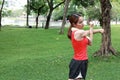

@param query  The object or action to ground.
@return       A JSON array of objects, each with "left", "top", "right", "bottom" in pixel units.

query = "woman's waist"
[{"left": 73, "top": 52, "right": 88, "bottom": 60}]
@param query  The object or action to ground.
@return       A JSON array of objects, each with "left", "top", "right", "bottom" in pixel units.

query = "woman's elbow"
[
  {"left": 88, "top": 41, "right": 92, "bottom": 46},
  {"left": 88, "top": 43, "right": 92, "bottom": 46}
]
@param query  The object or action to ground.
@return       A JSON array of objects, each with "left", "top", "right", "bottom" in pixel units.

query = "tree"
[
  {"left": 44, "top": 0, "right": 65, "bottom": 29},
  {"left": 26, "top": 0, "right": 30, "bottom": 27},
  {"left": 59, "top": 0, "right": 95, "bottom": 34},
  {"left": 2, "top": 8, "right": 12, "bottom": 17},
  {"left": 53, "top": 1, "right": 81, "bottom": 21},
  {"left": 86, "top": 6, "right": 101, "bottom": 25},
  {"left": 72, "top": 0, "right": 95, "bottom": 8},
  {"left": 94, "top": 0, "right": 117, "bottom": 56},
  {"left": 59, "top": 0, "right": 71, "bottom": 34},
  {"left": 52, "top": 7, "right": 64, "bottom": 21},
  {"left": 30, "top": 0, "right": 47, "bottom": 28},
  {"left": 0, "top": 0, "right": 5, "bottom": 31}
]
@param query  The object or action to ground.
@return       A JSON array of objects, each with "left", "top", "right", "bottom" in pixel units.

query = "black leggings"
[{"left": 69, "top": 59, "right": 88, "bottom": 79}]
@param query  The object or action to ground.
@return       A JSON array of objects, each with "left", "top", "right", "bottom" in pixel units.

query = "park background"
[{"left": 0, "top": 0, "right": 120, "bottom": 80}]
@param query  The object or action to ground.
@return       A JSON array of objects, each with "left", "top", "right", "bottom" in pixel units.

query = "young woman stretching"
[{"left": 67, "top": 14, "right": 104, "bottom": 80}]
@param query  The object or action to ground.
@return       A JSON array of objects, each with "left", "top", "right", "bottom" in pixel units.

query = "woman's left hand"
[{"left": 89, "top": 22, "right": 94, "bottom": 28}]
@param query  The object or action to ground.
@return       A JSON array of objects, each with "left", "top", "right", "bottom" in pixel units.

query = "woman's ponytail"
[{"left": 67, "top": 25, "right": 72, "bottom": 40}]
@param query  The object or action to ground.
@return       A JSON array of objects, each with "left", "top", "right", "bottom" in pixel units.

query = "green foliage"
[
  {"left": 53, "top": 7, "right": 64, "bottom": 21},
  {"left": 111, "top": 0, "right": 120, "bottom": 3},
  {"left": 53, "top": 4, "right": 80, "bottom": 21},
  {"left": 67, "top": 4, "right": 84, "bottom": 15},
  {"left": 0, "top": 1, "right": 1, "bottom": 4},
  {"left": 53, "top": 3, "right": 84, "bottom": 21},
  {"left": 53, "top": 0, "right": 97, "bottom": 21},
  {"left": 29, "top": 0, "right": 48, "bottom": 15},
  {"left": 72, "top": 0, "right": 95, "bottom": 8},
  {"left": 86, "top": 6, "right": 101, "bottom": 20},
  {"left": 2, "top": 9, "right": 12, "bottom": 17},
  {"left": 111, "top": 2, "right": 120, "bottom": 20}
]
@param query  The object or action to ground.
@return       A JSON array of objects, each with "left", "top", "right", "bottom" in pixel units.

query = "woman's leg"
[{"left": 81, "top": 60, "right": 88, "bottom": 80}]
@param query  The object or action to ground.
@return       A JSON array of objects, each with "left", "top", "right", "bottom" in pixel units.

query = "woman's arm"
[
  {"left": 74, "top": 20, "right": 104, "bottom": 41},
  {"left": 93, "top": 29, "right": 104, "bottom": 34},
  {"left": 81, "top": 28, "right": 104, "bottom": 37},
  {"left": 74, "top": 28, "right": 104, "bottom": 41},
  {"left": 88, "top": 24, "right": 93, "bottom": 45}
]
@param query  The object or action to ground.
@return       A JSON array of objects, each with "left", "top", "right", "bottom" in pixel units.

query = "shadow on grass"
[{"left": 90, "top": 52, "right": 120, "bottom": 63}]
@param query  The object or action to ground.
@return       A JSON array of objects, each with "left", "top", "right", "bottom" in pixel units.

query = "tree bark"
[
  {"left": 0, "top": 12, "right": 1, "bottom": 31},
  {"left": 35, "top": 10, "right": 40, "bottom": 29},
  {"left": 45, "top": 0, "right": 65, "bottom": 29},
  {"left": 36, "top": 15, "right": 39, "bottom": 28},
  {"left": 45, "top": 10, "right": 53, "bottom": 29},
  {"left": 59, "top": 0, "right": 71, "bottom": 34},
  {"left": 26, "top": 0, "right": 30, "bottom": 27},
  {"left": 0, "top": 0, "right": 5, "bottom": 31},
  {"left": 115, "top": 18, "right": 117, "bottom": 24},
  {"left": 94, "top": 0, "right": 117, "bottom": 56}
]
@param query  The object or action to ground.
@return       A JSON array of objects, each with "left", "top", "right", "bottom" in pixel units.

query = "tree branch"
[
  {"left": 30, "top": 5, "right": 37, "bottom": 10},
  {"left": 46, "top": 0, "right": 52, "bottom": 8},
  {"left": 53, "top": 0, "right": 65, "bottom": 9}
]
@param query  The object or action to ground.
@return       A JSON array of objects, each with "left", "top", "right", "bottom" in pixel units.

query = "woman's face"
[{"left": 75, "top": 16, "right": 84, "bottom": 29}]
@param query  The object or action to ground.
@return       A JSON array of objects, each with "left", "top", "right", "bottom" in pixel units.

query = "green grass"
[{"left": 0, "top": 25, "right": 120, "bottom": 80}]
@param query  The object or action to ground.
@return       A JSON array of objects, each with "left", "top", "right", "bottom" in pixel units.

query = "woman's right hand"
[{"left": 100, "top": 29, "right": 104, "bottom": 33}]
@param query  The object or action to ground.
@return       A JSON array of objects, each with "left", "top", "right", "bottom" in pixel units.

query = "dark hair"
[{"left": 67, "top": 14, "right": 81, "bottom": 39}]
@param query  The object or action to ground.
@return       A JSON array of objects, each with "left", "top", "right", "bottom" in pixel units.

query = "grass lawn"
[{"left": 0, "top": 25, "right": 120, "bottom": 80}]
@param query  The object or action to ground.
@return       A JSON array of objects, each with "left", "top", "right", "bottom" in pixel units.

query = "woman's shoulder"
[
  {"left": 71, "top": 27, "right": 84, "bottom": 33},
  {"left": 71, "top": 28, "right": 85, "bottom": 41}
]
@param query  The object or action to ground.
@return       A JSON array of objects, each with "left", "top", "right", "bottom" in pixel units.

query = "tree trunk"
[
  {"left": 59, "top": 0, "right": 71, "bottom": 34},
  {"left": 0, "top": 12, "right": 2, "bottom": 31},
  {"left": 115, "top": 18, "right": 117, "bottom": 24},
  {"left": 35, "top": 14, "right": 39, "bottom": 28},
  {"left": 35, "top": 10, "right": 39, "bottom": 28},
  {"left": 26, "top": 0, "right": 30, "bottom": 27},
  {"left": 45, "top": 0, "right": 65, "bottom": 29},
  {"left": 0, "top": 0, "right": 5, "bottom": 31},
  {"left": 35, "top": 5, "right": 44, "bottom": 29},
  {"left": 35, "top": 16, "right": 38, "bottom": 28},
  {"left": 94, "top": 0, "right": 117, "bottom": 56},
  {"left": 44, "top": 10, "right": 53, "bottom": 29}
]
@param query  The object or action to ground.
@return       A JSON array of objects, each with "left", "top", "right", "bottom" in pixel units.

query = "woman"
[{"left": 67, "top": 14, "right": 104, "bottom": 80}]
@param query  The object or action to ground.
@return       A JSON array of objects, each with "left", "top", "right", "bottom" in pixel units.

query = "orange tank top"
[{"left": 71, "top": 30, "right": 89, "bottom": 60}]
